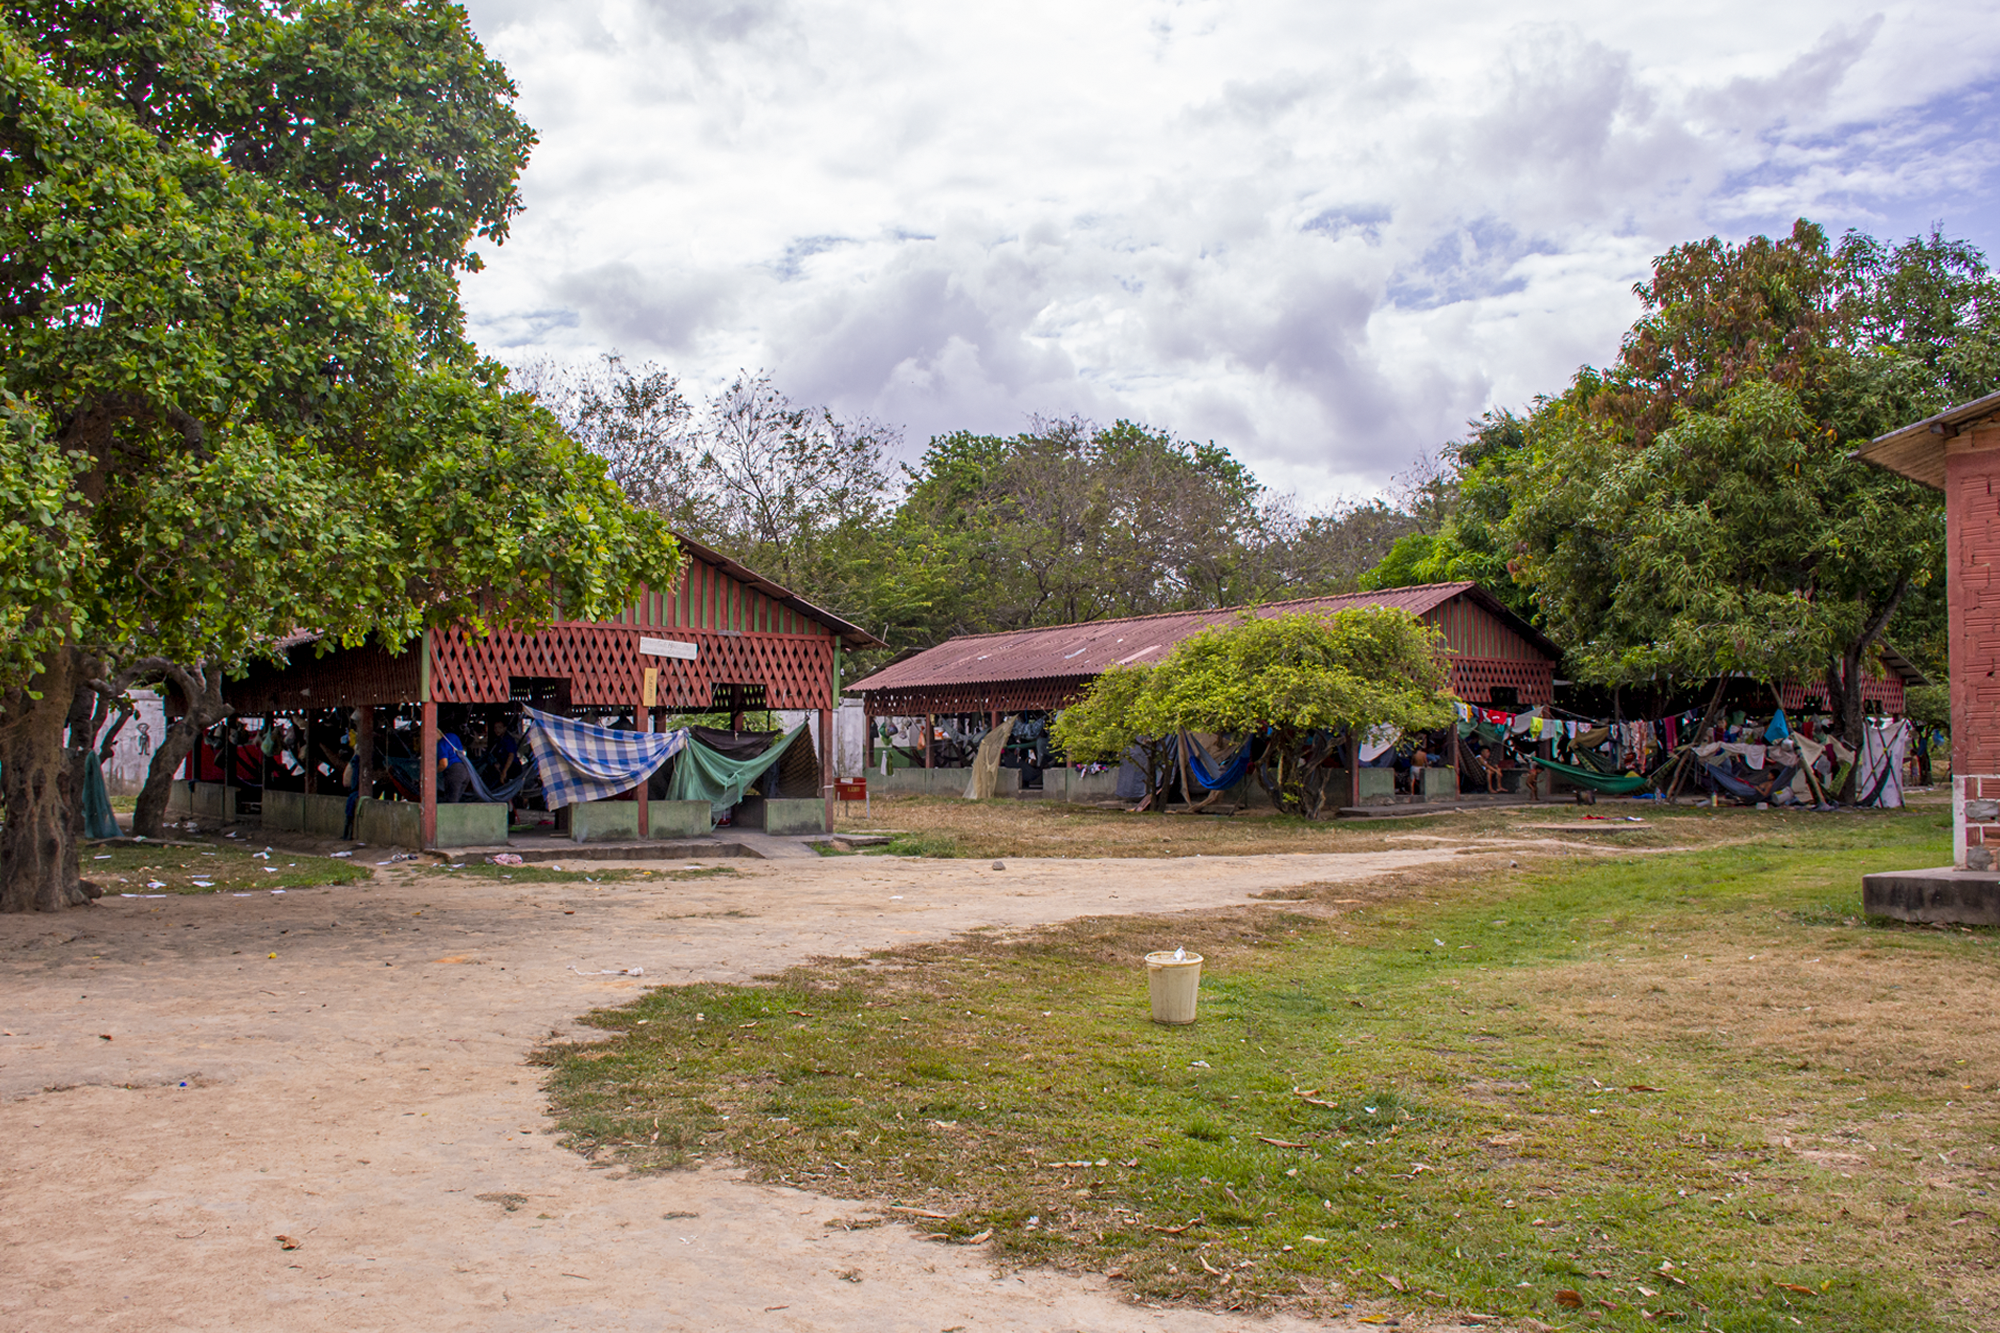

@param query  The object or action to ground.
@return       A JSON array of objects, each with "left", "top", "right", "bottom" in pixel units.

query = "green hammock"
[
  {"left": 663, "top": 723, "right": 807, "bottom": 818},
  {"left": 1532, "top": 756, "right": 1651, "bottom": 796}
]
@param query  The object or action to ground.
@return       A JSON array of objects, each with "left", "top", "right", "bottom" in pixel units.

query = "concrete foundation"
[
  {"left": 168, "top": 781, "right": 237, "bottom": 822},
  {"left": 353, "top": 799, "right": 420, "bottom": 850},
  {"left": 436, "top": 802, "right": 509, "bottom": 848},
  {"left": 261, "top": 789, "right": 303, "bottom": 832},
  {"left": 738, "top": 796, "right": 828, "bottom": 835},
  {"left": 1862, "top": 867, "right": 2000, "bottom": 925},
  {"left": 648, "top": 799, "right": 713, "bottom": 839},
  {"left": 303, "top": 794, "right": 349, "bottom": 839},
  {"left": 570, "top": 801, "right": 641, "bottom": 843}
]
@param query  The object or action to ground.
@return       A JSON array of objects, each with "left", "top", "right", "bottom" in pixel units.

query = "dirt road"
[{"left": 1, "top": 849, "right": 1466, "bottom": 1331}]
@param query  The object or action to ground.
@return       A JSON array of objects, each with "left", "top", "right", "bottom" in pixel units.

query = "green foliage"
[
  {"left": 0, "top": 6, "right": 674, "bottom": 905},
  {"left": 1903, "top": 683, "right": 1949, "bottom": 734},
  {"left": 1146, "top": 609, "right": 1454, "bottom": 739},
  {"left": 1052, "top": 609, "right": 1455, "bottom": 815},
  {"left": 1360, "top": 411, "right": 1536, "bottom": 620},
  {"left": 1048, "top": 664, "right": 1155, "bottom": 765},
  {"left": 10, "top": 0, "right": 536, "bottom": 353},
  {"left": 1503, "top": 220, "right": 1993, "bottom": 717}
]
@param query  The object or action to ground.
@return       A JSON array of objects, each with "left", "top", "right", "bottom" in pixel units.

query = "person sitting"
[{"left": 484, "top": 718, "right": 521, "bottom": 786}]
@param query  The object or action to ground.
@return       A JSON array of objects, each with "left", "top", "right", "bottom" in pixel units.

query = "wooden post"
[
  {"left": 636, "top": 707, "right": 651, "bottom": 839},
  {"left": 820, "top": 707, "right": 835, "bottom": 833},
  {"left": 303, "top": 712, "right": 315, "bottom": 795},
  {"left": 924, "top": 715, "right": 934, "bottom": 769},
  {"left": 420, "top": 701, "right": 438, "bottom": 850},
  {"left": 1347, "top": 727, "right": 1361, "bottom": 812}
]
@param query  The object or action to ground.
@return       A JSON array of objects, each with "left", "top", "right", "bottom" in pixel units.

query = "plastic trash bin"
[{"left": 1145, "top": 950, "right": 1203, "bottom": 1024}]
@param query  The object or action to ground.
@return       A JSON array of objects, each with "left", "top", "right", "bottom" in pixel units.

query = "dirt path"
[{"left": 1, "top": 849, "right": 1473, "bottom": 1331}]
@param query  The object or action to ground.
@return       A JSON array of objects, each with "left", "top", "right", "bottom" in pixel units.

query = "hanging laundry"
[{"left": 1765, "top": 710, "right": 1791, "bottom": 742}]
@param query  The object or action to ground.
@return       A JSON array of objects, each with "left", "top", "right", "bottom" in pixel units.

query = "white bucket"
[{"left": 1145, "top": 951, "right": 1203, "bottom": 1024}]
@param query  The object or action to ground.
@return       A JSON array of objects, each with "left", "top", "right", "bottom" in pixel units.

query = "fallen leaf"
[
  {"left": 1199, "top": 1254, "right": 1224, "bottom": 1275},
  {"left": 962, "top": 1229, "right": 992, "bottom": 1245},
  {"left": 1150, "top": 1215, "right": 1204, "bottom": 1234},
  {"left": 1258, "top": 1136, "right": 1310, "bottom": 1148},
  {"left": 1637, "top": 1284, "right": 1659, "bottom": 1298},
  {"left": 1627, "top": 1084, "right": 1663, "bottom": 1092},
  {"left": 276, "top": 1235, "right": 301, "bottom": 1250},
  {"left": 1555, "top": 1289, "right": 1584, "bottom": 1308},
  {"left": 1776, "top": 1282, "right": 1816, "bottom": 1295},
  {"left": 1384, "top": 1273, "right": 1405, "bottom": 1291}
]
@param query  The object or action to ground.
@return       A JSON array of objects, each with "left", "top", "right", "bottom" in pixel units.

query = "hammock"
[
  {"left": 1182, "top": 733, "right": 1254, "bottom": 792},
  {"left": 1531, "top": 756, "right": 1651, "bottom": 796}
]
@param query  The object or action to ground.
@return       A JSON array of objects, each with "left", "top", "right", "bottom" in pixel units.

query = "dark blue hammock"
[
  {"left": 1183, "top": 733, "right": 1255, "bottom": 791},
  {"left": 386, "top": 752, "right": 536, "bottom": 804}
]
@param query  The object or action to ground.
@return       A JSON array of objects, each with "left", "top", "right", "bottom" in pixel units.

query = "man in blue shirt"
[{"left": 438, "top": 731, "right": 473, "bottom": 804}]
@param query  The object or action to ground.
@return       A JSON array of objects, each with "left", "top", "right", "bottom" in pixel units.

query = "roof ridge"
[{"left": 897, "top": 584, "right": 1476, "bottom": 648}]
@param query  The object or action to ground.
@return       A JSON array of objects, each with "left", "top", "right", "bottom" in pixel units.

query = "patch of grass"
[
  {"left": 92, "top": 841, "right": 370, "bottom": 894},
  {"left": 542, "top": 807, "right": 1994, "bottom": 1329}
]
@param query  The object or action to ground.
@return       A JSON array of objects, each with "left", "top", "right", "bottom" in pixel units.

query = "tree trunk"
[
  {"left": 131, "top": 662, "right": 231, "bottom": 839},
  {"left": 0, "top": 648, "right": 90, "bottom": 912}
]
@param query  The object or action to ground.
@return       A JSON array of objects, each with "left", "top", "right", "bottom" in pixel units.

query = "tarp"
[
  {"left": 83, "top": 752, "right": 120, "bottom": 840},
  {"left": 1856, "top": 717, "right": 1910, "bottom": 809},
  {"left": 963, "top": 714, "right": 1020, "bottom": 800},
  {"left": 1531, "top": 756, "right": 1651, "bottom": 795},
  {"left": 665, "top": 722, "right": 807, "bottom": 818},
  {"left": 523, "top": 707, "right": 689, "bottom": 809}
]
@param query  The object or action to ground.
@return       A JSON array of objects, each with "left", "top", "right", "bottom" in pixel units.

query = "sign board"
[
  {"left": 638, "top": 636, "right": 698, "bottom": 661},
  {"left": 641, "top": 667, "right": 658, "bottom": 708}
]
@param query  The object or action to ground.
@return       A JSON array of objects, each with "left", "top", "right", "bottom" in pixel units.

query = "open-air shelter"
[{"left": 174, "top": 535, "right": 881, "bottom": 849}]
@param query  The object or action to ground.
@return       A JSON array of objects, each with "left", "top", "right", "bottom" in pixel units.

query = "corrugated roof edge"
[
  {"left": 1855, "top": 387, "right": 2000, "bottom": 488},
  {"left": 848, "top": 581, "right": 1559, "bottom": 693}
]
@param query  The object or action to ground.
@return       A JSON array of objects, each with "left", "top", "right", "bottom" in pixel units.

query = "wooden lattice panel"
[
  {"left": 428, "top": 624, "right": 836, "bottom": 710},
  {"left": 855, "top": 675, "right": 1091, "bottom": 719},
  {"left": 1778, "top": 676, "right": 1906, "bottom": 715},
  {"left": 1448, "top": 656, "right": 1555, "bottom": 705}
]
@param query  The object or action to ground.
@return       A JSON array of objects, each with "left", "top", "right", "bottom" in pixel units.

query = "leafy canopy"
[
  {"left": 1503, "top": 220, "right": 1994, "bottom": 701},
  {"left": 1053, "top": 608, "right": 1455, "bottom": 761}
]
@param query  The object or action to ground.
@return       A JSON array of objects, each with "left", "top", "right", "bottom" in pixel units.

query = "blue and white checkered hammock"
[{"left": 521, "top": 707, "right": 689, "bottom": 809}]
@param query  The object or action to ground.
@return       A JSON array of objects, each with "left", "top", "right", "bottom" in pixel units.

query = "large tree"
[
  {"left": 1505, "top": 221, "right": 1997, "bottom": 763},
  {"left": 1052, "top": 608, "right": 1455, "bottom": 817},
  {"left": 0, "top": 6, "right": 678, "bottom": 911}
]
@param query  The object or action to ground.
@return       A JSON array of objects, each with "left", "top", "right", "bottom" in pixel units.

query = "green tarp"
[
  {"left": 1531, "top": 756, "right": 1651, "bottom": 796},
  {"left": 664, "top": 723, "right": 807, "bottom": 818},
  {"left": 81, "top": 753, "right": 121, "bottom": 839}
]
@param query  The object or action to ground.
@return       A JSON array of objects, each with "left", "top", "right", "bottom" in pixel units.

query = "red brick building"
[{"left": 1859, "top": 388, "right": 2000, "bottom": 909}]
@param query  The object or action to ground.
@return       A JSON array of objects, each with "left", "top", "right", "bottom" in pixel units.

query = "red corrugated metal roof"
[{"left": 848, "top": 582, "right": 1553, "bottom": 695}]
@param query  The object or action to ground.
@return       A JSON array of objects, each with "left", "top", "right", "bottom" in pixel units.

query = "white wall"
[{"left": 96, "top": 689, "right": 169, "bottom": 795}]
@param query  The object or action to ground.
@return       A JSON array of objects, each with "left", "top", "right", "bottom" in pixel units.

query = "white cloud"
[{"left": 459, "top": 0, "right": 2000, "bottom": 503}]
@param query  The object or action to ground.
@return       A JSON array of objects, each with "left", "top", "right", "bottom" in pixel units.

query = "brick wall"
[
  {"left": 1946, "top": 420, "right": 2000, "bottom": 780},
  {"left": 1956, "top": 776, "right": 2000, "bottom": 869}
]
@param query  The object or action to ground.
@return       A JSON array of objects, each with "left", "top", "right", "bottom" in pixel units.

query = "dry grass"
[
  {"left": 834, "top": 792, "right": 1851, "bottom": 861},
  {"left": 545, "top": 802, "right": 1989, "bottom": 1330}
]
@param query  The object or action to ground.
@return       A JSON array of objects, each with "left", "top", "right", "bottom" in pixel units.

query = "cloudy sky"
[{"left": 458, "top": 1, "right": 2000, "bottom": 504}]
